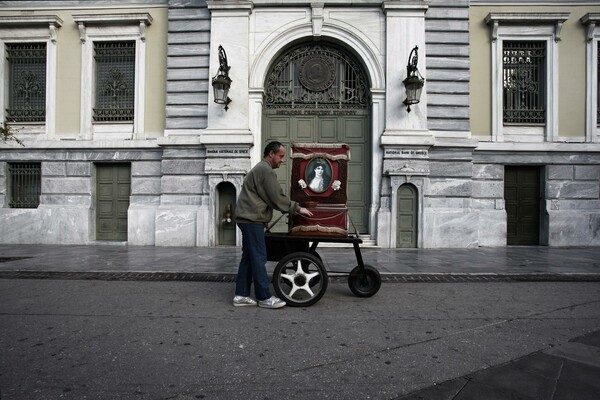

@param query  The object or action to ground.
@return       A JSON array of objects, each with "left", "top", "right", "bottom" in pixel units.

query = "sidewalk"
[{"left": 0, "top": 243, "right": 599, "bottom": 281}]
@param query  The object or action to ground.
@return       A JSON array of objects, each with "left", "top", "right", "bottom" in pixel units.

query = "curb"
[{"left": 1, "top": 270, "right": 600, "bottom": 283}]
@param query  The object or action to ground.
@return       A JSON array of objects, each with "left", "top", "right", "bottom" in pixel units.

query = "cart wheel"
[
  {"left": 273, "top": 252, "right": 328, "bottom": 307},
  {"left": 348, "top": 265, "right": 381, "bottom": 298}
]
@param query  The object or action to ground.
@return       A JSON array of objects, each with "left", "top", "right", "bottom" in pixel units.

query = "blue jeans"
[{"left": 235, "top": 223, "right": 271, "bottom": 301}]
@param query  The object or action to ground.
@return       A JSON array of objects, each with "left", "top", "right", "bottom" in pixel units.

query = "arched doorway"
[{"left": 262, "top": 42, "right": 371, "bottom": 233}]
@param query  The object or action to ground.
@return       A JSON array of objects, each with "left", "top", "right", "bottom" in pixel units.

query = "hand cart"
[{"left": 265, "top": 224, "right": 382, "bottom": 307}]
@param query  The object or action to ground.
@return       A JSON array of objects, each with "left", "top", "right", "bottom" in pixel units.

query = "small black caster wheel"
[{"left": 348, "top": 265, "right": 381, "bottom": 297}]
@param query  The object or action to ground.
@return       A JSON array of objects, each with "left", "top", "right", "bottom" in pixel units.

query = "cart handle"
[
  {"left": 266, "top": 213, "right": 287, "bottom": 233},
  {"left": 266, "top": 211, "right": 360, "bottom": 237}
]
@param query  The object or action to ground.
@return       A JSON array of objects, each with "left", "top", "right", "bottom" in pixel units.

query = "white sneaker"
[
  {"left": 258, "top": 296, "right": 286, "bottom": 309},
  {"left": 233, "top": 295, "right": 257, "bottom": 307}
]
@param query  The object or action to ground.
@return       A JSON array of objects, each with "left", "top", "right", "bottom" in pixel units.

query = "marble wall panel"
[
  {"left": 162, "top": 147, "right": 205, "bottom": 159},
  {"left": 473, "top": 164, "right": 503, "bottom": 180},
  {"left": 38, "top": 206, "right": 91, "bottom": 244},
  {"left": 130, "top": 195, "right": 161, "bottom": 205},
  {"left": 422, "top": 210, "right": 478, "bottom": 248},
  {"left": 551, "top": 199, "right": 600, "bottom": 210},
  {"left": 160, "top": 194, "right": 203, "bottom": 206},
  {"left": 40, "top": 195, "right": 90, "bottom": 206},
  {"left": 132, "top": 161, "right": 161, "bottom": 176},
  {"left": 547, "top": 165, "right": 573, "bottom": 180},
  {"left": 161, "top": 176, "right": 206, "bottom": 194},
  {"left": 0, "top": 162, "right": 5, "bottom": 176},
  {"left": 425, "top": 178, "right": 472, "bottom": 197},
  {"left": 67, "top": 162, "right": 91, "bottom": 177},
  {"left": 546, "top": 181, "right": 599, "bottom": 199},
  {"left": 42, "top": 177, "right": 92, "bottom": 195},
  {"left": 162, "top": 159, "right": 204, "bottom": 175},
  {"left": 155, "top": 208, "right": 198, "bottom": 246},
  {"left": 574, "top": 165, "right": 600, "bottom": 180},
  {"left": 472, "top": 198, "right": 504, "bottom": 210},
  {"left": 548, "top": 211, "right": 600, "bottom": 246},
  {"left": 477, "top": 209, "right": 506, "bottom": 247},
  {"left": 472, "top": 180, "right": 503, "bottom": 199},
  {"left": 132, "top": 177, "right": 162, "bottom": 195},
  {"left": 42, "top": 162, "right": 66, "bottom": 176},
  {"left": 423, "top": 197, "right": 468, "bottom": 210},
  {"left": 0, "top": 208, "right": 43, "bottom": 243},
  {"left": 429, "top": 161, "right": 472, "bottom": 178},
  {"left": 128, "top": 206, "right": 157, "bottom": 246}
]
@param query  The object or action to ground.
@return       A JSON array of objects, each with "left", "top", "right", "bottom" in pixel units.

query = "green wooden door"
[
  {"left": 96, "top": 163, "right": 131, "bottom": 241},
  {"left": 264, "top": 113, "right": 370, "bottom": 233},
  {"left": 263, "top": 43, "right": 371, "bottom": 233},
  {"left": 397, "top": 184, "right": 417, "bottom": 248},
  {"left": 505, "top": 166, "right": 540, "bottom": 245}
]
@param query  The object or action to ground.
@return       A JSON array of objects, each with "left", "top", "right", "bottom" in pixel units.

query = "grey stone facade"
[{"left": 1, "top": 0, "right": 599, "bottom": 249}]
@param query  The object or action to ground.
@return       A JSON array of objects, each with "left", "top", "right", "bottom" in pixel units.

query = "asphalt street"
[{"left": 1, "top": 278, "right": 599, "bottom": 400}]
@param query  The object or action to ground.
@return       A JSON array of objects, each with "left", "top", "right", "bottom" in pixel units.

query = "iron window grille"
[
  {"left": 265, "top": 44, "right": 368, "bottom": 110},
  {"left": 93, "top": 41, "right": 135, "bottom": 122},
  {"left": 502, "top": 41, "right": 546, "bottom": 125},
  {"left": 5, "top": 43, "right": 46, "bottom": 123},
  {"left": 8, "top": 163, "right": 41, "bottom": 208}
]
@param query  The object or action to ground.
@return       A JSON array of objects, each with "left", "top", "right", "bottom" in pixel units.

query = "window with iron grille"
[
  {"left": 93, "top": 41, "right": 135, "bottom": 122},
  {"left": 8, "top": 163, "right": 41, "bottom": 208},
  {"left": 5, "top": 43, "right": 46, "bottom": 123},
  {"left": 503, "top": 41, "right": 546, "bottom": 125}
]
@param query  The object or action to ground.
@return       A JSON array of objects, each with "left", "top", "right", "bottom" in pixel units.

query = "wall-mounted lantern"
[
  {"left": 402, "top": 46, "right": 425, "bottom": 113},
  {"left": 212, "top": 45, "right": 232, "bottom": 111}
]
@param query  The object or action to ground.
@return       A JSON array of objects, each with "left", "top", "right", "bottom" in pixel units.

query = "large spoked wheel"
[
  {"left": 348, "top": 265, "right": 381, "bottom": 298},
  {"left": 273, "top": 252, "right": 328, "bottom": 307}
]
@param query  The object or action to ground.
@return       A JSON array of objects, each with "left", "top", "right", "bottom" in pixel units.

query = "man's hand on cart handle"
[{"left": 298, "top": 207, "right": 313, "bottom": 217}]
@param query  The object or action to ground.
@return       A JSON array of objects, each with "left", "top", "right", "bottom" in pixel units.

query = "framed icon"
[{"left": 305, "top": 158, "right": 332, "bottom": 194}]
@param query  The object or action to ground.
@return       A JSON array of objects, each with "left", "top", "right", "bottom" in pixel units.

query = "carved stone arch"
[{"left": 250, "top": 25, "right": 384, "bottom": 90}]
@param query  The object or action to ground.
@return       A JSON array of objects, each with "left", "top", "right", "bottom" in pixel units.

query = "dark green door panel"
[
  {"left": 96, "top": 163, "right": 131, "bottom": 241},
  {"left": 264, "top": 114, "right": 370, "bottom": 233},
  {"left": 505, "top": 166, "right": 540, "bottom": 245},
  {"left": 397, "top": 185, "right": 417, "bottom": 248}
]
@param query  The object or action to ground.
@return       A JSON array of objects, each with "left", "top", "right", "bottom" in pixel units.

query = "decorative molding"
[
  {"left": 485, "top": 13, "right": 570, "bottom": 42},
  {"left": 0, "top": 15, "right": 63, "bottom": 43},
  {"left": 311, "top": 3, "right": 324, "bottom": 37},
  {"left": 0, "top": 15, "right": 63, "bottom": 27},
  {"left": 73, "top": 13, "right": 152, "bottom": 44},
  {"left": 581, "top": 13, "right": 600, "bottom": 42}
]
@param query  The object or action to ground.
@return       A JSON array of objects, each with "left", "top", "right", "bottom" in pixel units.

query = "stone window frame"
[
  {"left": 73, "top": 13, "right": 152, "bottom": 141},
  {"left": 485, "top": 13, "right": 569, "bottom": 143},
  {"left": 581, "top": 13, "right": 600, "bottom": 143},
  {"left": 0, "top": 15, "right": 62, "bottom": 139}
]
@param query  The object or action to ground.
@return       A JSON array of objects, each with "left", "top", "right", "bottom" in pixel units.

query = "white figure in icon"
[{"left": 307, "top": 159, "right": 331, "bottom": 194}]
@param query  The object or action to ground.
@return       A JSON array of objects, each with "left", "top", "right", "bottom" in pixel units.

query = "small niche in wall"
[{"left": 217, "top": 182, "right": 236, "bottom": 246}]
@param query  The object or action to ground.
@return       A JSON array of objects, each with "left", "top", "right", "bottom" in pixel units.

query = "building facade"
[{"left": 0, "top": 0, "right": 598, "bottom": 248}]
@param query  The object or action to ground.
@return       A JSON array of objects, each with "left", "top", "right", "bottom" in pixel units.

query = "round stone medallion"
[{"left": 298, "top": 55, "right": 335, "bottom": 92}]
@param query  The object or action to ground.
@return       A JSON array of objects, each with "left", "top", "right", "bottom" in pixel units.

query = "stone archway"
[{"left": 262, "top": 42, "right": 372, "bottom": 233}]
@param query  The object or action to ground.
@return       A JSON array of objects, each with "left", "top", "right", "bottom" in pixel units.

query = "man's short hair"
[{"left": 263, "top": 141, "right": 284, "bottom": 158}]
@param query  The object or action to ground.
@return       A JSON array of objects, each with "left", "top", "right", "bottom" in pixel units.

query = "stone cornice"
[
  {"left": 485, "top": 12, "right": 570, "bottom": 42},
  {"left": 73, "top": 13, "right": 152, "bottom": 43},
  {"left": 581, "top": 13, "right": 600, "bottom": 42}
]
